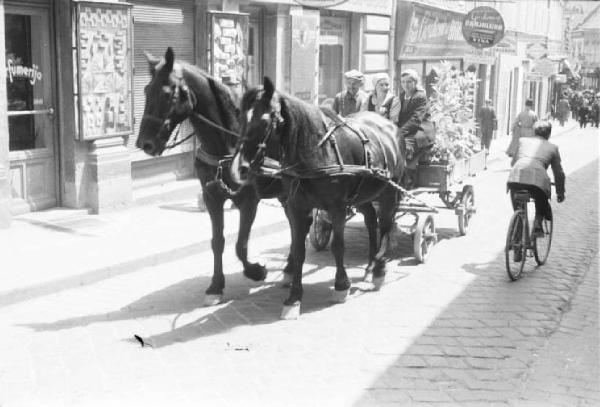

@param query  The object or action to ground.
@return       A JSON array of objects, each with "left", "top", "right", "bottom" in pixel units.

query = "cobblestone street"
[{"left": 0, "top": 125, "right": 597, "bottom": 406}]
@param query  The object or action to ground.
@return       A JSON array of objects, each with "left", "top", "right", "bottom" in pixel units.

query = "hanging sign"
[
  {"left": 462, "top": 6, "right": 505, "bottom": 49},
  {"left": 293, "top": 0, "right": 349, "bottom": 7},
  {"left": 526, "top": 42, "right": 548, "bottom": 60}
]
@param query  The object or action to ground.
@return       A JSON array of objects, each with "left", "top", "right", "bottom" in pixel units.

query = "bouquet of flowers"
[{"left": 426, "top": 61, "right": 480, "bottom": 165}]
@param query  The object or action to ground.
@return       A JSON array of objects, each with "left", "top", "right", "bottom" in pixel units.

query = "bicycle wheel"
[
  {"left": 533, "top": 206, "right": 553, "bottom": 265},
  {"left": 505, "top": 211, "right": 527, "bottom": 281}
]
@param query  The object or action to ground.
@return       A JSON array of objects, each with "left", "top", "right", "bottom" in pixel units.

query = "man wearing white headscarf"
[
  {"left": 332, "top": 69, "right": 368, "bottom": 117},
  {"left": 364, "top": 72, "right": 400, "bottom": 123}
]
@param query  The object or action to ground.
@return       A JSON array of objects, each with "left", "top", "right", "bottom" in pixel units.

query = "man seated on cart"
[
  {"left": 397, "top": 69, "right": 435, "bottom": 189},
  {"left": 507, "top": 121, "right": 566, "bottom": 243}
]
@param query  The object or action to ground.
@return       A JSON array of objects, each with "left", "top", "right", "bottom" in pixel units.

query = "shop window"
[{"left": 5, "top": 13, "right": 48, "bottom": 151}]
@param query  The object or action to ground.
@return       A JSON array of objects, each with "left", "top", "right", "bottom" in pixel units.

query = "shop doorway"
[{"left": 5, "top": 4, "right": 57, "bottom": 214}]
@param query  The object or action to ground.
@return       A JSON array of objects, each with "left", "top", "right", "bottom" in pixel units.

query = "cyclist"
[{"left": 507, "top": 121, "right": 565, "bottom": 249}]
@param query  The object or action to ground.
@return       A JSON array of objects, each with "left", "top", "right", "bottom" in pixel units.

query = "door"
[
  {"left": 319, "top": 44, "right": 343, "bottom": 105},
  {"left": 5, "top": 5, "right": 57, "bottom": 214}
]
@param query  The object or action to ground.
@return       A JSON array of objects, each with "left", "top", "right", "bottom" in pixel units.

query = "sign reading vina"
[
  {"left": 462, "top": 6, "right": 505, "bottom": 49},
  {"left": 293, "top": 0, "right": 349, "bottom": 7}
]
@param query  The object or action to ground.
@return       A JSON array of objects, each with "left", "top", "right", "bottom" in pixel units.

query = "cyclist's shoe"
[
  {"left": 513, "top": 250, "right": 522, "bottom": 262},
  {"left": 532, "top": 217, "right": 544, "bottom": 238}
]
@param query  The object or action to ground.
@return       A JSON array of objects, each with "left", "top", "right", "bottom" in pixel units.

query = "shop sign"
[
  {"left": 396, "top": 4, "right": 472, "bottom": 58},
  {"left": 5, "top": 60, "right": 43, "bottom": 85},
  {"left": 527, "top": 42, "right": 548, "bottom": 60},
  {"left": 526, "top": 72, "right": 544, "bottom": 81},
  {"left": 532, "top": 58, "right": 557, "bottom": 77},
  {"left": 554, "top": 74, "right": 567, "bottom": 83},
  {"left": 293, "top": 0, "right": 349, "bottom": 6},
  {"left": 462, "top": 6, "right": 505, "bottom": 49}
]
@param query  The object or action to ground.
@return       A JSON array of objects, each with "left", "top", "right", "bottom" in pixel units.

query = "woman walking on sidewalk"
[{"left": 506, "top": 99, "right": 538, "bottom": 158}]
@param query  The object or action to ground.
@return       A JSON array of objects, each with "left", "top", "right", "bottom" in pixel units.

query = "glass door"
[{"left": 5, "top": 5, "right": 57, "bottom": 213}]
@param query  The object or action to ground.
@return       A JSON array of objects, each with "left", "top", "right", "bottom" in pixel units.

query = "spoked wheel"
[
  {"left": 505, "top": 211, "right": 527, "bottom": 281},
  {"left": 457, "top": 185, "right": 475, "bottom": 236},
  {"left": 533, "top": 207, "right": 553, "bottom": 266},
  {"left": 309, "top": 208, "right": 332, "bottom": 251},
  {"left": 413, "top": 214, "right": 437, "bottom": 263}
]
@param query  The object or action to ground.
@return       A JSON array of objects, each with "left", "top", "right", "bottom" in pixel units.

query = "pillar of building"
[
  {"left": 86, "top": 137, "right": 132, "bottom": 214},
  {"left": 0, "top": 0, "right": 12, "bottom": 228}
]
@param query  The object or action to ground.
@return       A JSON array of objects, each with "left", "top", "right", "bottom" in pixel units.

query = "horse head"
[
  {"left": 136, "top": 47, "right": 197, "bottom": 156},
  {"left": 231, "top": 77, "right": 284, "bottom": 184}
]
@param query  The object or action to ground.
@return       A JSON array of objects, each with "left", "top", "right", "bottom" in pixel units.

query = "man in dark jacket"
[{"left": 397, "top": 69, "right": 430, "bottom": 188}]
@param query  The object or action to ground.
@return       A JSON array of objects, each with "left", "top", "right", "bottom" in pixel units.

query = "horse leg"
[
  {"left": 202, "top": 185, "right": 227, "bottom": 306},
  {"left": 357, "top": 202, "right": 378, "bottom": 282},
  {"left": 233, "top": 188, "right": 267, "bottom": 282},
  {"left": 329, "top": 205, "right": 351, "bottom": 303},
  {"left": 372, "top": 188, "right": 398, "bottom": 291},
  {"left": 280, "top": 199, "right": 312, "bottom": 287},
  {"left": 281, "top": 202, "right": 311, "bottom": 319}
]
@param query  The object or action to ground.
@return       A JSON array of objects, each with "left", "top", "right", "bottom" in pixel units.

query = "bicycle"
[{"left": 505, "top": 190, "right": 553, "bottom": 280}]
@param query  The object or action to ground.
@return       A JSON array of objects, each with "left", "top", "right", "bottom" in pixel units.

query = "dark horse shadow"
[
  {"left": 135, "top": 47, "right": 292, "bottom": 307},
  {"left": 19, "top": 267, "right": 360, "bottom": 349}
]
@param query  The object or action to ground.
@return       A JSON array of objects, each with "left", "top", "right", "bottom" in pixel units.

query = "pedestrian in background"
[
  {"left": 578, "top": 99, "right": 591, "bottom": 128},
  {"left": 506, "top": 99, "right": 538, "bottom": 157},
  {"left": 364, "top": 72, "right": 400, "bottom": 123},
  {"left": 555, "top": 95, "right": 570, "bottom": 127},
  {"left": 591, "top": 96, "right": 600, "bottom": 128},
  {"left": 476, "top": 98, "right": 497, "bottom": 152},
  {"left": 332, "top": 69, "right": 367, "bottom": 117}
]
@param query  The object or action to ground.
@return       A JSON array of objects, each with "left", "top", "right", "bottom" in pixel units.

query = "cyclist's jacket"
[{"left": 508, "top": 136, "right": 565, "bottom": 198}]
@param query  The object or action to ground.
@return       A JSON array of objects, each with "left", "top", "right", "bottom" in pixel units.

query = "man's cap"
[{"left": 344, "top": 69, "right": 364, "bottom": 81}]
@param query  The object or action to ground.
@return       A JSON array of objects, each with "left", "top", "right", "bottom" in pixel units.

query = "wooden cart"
[{"left": 309, "top": 150, "right": 487, "bottom": 263}]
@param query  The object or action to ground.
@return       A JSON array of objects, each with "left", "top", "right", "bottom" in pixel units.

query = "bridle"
[
  {"left": 142, "top": 76, "right": 240, "bottom": 151},
  {"left": 241, "top": 108, "right": 282, "bottom": 174}
]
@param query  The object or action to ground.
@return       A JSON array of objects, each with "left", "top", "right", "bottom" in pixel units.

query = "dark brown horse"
[
  {"left": 136, "top": 48, "right": 289, "bottom": 306},
  {"left": 231, "top": 77, "right": 405, "bottom": 319}
]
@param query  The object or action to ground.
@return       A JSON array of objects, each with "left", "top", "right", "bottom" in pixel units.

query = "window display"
[{"left": 74, "top": 1, "right": 133, "bottom": 140}]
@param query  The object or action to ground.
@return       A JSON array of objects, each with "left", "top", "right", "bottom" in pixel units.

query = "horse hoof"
[
  {"left": 280, "top": 302, "right": 301, "bottom": 320},
  {"left": 203, "top": 294, "right": 223, "bottom": 306},
  {"left": 331, "top": 289, "right": 349, "bottom": 303},
  {"left": 372, "top": 276, "right": 385, "bottom": 291},
  {"left": 280, "top": 273, "right": 293, "bottom": 288},
  {"left": 363, "top": 272, "right": 373, "bottom": 283},
  {"left": 244, "top": 263, "right": 267, "bottom": 282}
]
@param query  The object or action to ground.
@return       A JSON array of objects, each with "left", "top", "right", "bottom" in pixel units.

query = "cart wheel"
[
  {"left": 309, "top": 208, "right": 332, "bottom": 251},
  {"left": 458, "top": 185, "right": 475, "bottom": 236},
  {"left": 413, "top": 214, "right": 437, "bottom": 263}
]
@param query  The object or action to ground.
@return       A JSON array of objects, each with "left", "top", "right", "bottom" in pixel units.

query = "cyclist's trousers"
[{"left": 507, "top": 182, "right": 552, "bottom": 221}]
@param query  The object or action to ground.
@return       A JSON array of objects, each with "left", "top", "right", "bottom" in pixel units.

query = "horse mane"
[
  {"left": 277, "top": 93, "right": 333, "bottom": 167},
  {"left": 179, "top": 62, "right": 239, "bottom": 145}
]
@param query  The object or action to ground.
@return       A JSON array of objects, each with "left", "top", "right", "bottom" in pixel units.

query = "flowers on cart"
[{"left": 425, "top": 61, "right": 481, "bottom": 165}]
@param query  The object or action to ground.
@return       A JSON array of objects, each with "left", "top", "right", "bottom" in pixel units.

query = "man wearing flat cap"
[{"left": 332, "top": 69, "right": 368, "bottom": 117}]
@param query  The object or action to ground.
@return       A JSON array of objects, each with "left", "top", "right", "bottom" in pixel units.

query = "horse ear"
[
  {"left": 263, "top": 76, "right": 275, "bottom": 101},
  {"left": 144, "top": 51, "right": 160, "bottom": 75},
  {"left": 164, "top": 47, "right": 175, "bottom": 73}
]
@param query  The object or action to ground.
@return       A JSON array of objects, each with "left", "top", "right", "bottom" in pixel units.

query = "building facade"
[
  {"left": 0, "top": 0, "right": 568, "bottom": 227},
  {"left": 0, "top": 0, "right": 395, "bottom": 227}
]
